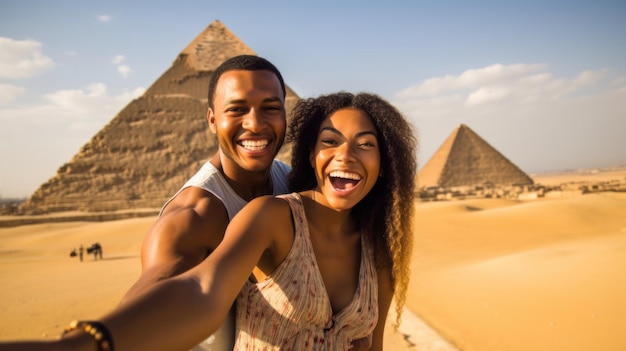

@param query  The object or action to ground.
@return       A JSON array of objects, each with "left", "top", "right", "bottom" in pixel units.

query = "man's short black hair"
[{"left": 207, "top": 55, "right": 286, "bottom": 109}]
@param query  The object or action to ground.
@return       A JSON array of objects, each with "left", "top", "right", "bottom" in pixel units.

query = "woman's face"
[{"left": 310, "top": 107, "right": 381, "bottom": 211}]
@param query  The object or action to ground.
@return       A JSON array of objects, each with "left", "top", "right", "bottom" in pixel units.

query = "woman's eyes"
[
  {"left": 319, "top": 138, "right": 377, "bottom": 148},
  {"left": 358, "top": 140, "right": 376, "bottom": 147}
]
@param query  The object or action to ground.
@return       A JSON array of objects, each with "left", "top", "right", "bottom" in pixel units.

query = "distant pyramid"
[
  {"left": 19, "top": 20, "right": 300, "bottom": 215},
  {"left": 417, "top": 124, "right": 533, "bottom": 188}
]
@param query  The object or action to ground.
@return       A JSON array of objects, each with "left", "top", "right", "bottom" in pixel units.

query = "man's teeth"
[
  {"left": 329, "top": 171, "right": 361, "bottom": 180},
  {"left": 240, "top": 140, "right": 269, "bottom": 150}
]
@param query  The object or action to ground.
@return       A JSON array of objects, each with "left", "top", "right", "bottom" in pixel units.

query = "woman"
[{"left": 1, "top": 92, "right": 417, "bottom": 351}]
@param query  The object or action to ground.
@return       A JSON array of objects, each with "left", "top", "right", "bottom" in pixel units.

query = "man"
[{"left": 121, "top": 55, "right": 291, "bottom": 350}]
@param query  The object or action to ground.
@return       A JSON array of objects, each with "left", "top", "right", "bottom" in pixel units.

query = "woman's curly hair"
[{"left": 286, "top": 92, "right": 418, "bottom": 327}]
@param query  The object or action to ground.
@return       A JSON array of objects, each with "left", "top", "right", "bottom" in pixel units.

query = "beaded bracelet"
[{"left": 62, "top": 320, "right": 114, "bottom": 351}]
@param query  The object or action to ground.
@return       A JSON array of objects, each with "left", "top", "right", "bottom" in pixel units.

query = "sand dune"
[
  {"left": 1, "top": 187, "right": 625, "bottom": 350},
  {"left": 409, "top": 192, "right": 626, "bottom": 351},
  {"left": 0, "top": 219, "right": 152, "bottom": 339}
]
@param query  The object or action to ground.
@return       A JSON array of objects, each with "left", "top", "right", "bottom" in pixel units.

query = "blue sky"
[{"left": 1, "top": 0, "right": 625, "bottom": 198}]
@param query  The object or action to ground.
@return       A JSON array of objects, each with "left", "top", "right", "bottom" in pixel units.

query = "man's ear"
[{"left": 207, "top": 108, "right": 217, "bottom": 134}]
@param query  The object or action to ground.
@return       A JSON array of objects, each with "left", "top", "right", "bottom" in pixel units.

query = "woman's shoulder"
[
  {"left": 226, "top": 195, "right": 295, "bottom": 247},
  {"left": 234, "top": 194, "right": 298, "bottom": 253},
  {"left": 238, "top": 194, "right": 294, "bottom": 222}
]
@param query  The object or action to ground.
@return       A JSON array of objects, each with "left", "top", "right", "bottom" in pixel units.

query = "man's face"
[{"left": 208, "top": 70, "right": 286, "bottom": 175}]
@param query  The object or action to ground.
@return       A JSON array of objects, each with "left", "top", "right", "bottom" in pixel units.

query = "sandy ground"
[
  {"left": 0, "top": 213, "right": 431, "bottom": 349},
  {"left": 409, "top": 191, "right": 626, "bottom": 351},
  {"left": 1, "top": 170, "right": 625, "bottom": 350},
  {"left": 530, "top": 168, "right": 626, "bottom": 186}
]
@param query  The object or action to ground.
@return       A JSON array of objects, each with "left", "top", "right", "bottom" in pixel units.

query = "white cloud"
[
  {"left": 0, "top": 84, "right": 27, "bottom": 105},
  {"left": 0, "top": 37, "right": 54, "bottom": 79},
  {"left": 458, "top": 63, "right": 546, "bottom": 89},
  {"left": 117, "top": 65, "right": 132, "bottom": 78},
  {"left": 611, "top": 76, "right": 626, "bottom": 88},
  {"left": 396, "top": 63, "right": 546, "bottom": 99},
  {"left": 111, "top": 55, "right": 125, "bottom": 64},
  {"left": 0, "top": 83, "right": 145, "bottom": 198},
  {"left": 111, "top": 55, "right": 131, "bottom": 78},
  {"left": 392, "top": 63, "right": 626, "bottom": 173},
  {"left": 0, "top": 83, "right": 145, "bottom": 130},
  {"left": 44, "top": 83, "right": 108, "bottom": 113},
  {"left": 394, "top": 63, "right": 609, "bottom": 111},
  {"left": 97, "top": 15, "right": 112, "bottom": 23},
  {"left": 466, "top": 87, "right": 511, "bottom": 106}
]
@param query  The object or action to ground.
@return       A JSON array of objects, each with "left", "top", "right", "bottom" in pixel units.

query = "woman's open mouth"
[{"left": 329, "top": 170, "right": 361, "bottom": 191}]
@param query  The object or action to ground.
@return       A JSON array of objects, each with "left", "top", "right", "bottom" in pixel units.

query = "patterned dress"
[{"left": 235, "top": 193, "right": 379, "bottom": 350}]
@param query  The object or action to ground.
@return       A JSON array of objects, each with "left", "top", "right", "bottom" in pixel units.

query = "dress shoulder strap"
[{"left": 275, "top": 192, "right": 306, "bottom": 225}]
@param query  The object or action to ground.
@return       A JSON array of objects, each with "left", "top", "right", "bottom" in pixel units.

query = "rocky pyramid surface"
[
  {"left": 19, "top": 20, "right": 299, "bottom": 215},
  {"left": 418, "top": 124, "right": 533, "bottom": 188}
]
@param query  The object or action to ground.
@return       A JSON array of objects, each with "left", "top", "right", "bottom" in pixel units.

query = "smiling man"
[{"left": 120, "top": 55, "right": 291, "bottom": 351}]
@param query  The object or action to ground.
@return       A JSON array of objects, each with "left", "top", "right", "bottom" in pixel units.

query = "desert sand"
[{"left": 1, "top": 171, "right": 625, "bottom": 350}]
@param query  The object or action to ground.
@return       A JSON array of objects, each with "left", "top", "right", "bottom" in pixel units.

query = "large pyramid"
[
  {"left": 417, "top": 124, "right": 533, "bottom": 188},
  {"left": 19, "top": 20, "right": 300, "bottom": 215}
]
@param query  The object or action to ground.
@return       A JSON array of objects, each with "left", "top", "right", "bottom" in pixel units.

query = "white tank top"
[{"left": 161, "top": 159, "right": 290, "bottom": 219}]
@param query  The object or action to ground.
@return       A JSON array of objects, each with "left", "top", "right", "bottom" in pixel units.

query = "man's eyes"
[
  {"left": 226, "top": 105, "right": 282, "bottom": 113},
  {"left": 226, "top": 107, "right": 247, "bottom": 113},
  {"left": 264, "top": 105, "right": 283, "bottom": 111}
]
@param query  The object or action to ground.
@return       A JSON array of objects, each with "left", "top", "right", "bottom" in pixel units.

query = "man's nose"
[{"left": 242, "top": 109, "right": 265, "bottom": 132}]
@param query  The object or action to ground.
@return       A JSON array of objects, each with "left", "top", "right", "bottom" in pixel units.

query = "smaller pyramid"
[{"left": 418, "top": 124, "right": 533, "bottom": 188}]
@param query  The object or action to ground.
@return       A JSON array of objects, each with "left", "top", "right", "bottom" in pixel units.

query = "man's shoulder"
[
  {"left": 270, "top": 160, "right": 291, "bottom": 195},
  {"left": 271, "top": 159, "right": 291, "bottom": 172},
  {"left": 162, "top": 186, "right": 226, "bottom": 218}
]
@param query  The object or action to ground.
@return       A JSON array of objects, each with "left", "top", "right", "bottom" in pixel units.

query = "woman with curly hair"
[
  {"left": 1, "top": 92, "right": 417, "bottom": 351},
  {"left": 287, "top": 92, "right": 417, "bottom": 333}
]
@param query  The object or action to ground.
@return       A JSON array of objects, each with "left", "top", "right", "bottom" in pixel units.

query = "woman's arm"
[
  {"left": 108, "top": 195, "right": 291, "bottom": 350},
  {"left": 121, "top": 187, "right": 230, "bottom": 303}
]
